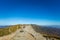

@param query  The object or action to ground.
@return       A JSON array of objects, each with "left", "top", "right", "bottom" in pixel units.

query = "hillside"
[
  {"left": 0, "top": 25, "right": 20, "bottom": 36},
  {"left": 32, "top": 25, "right": 60, "bottom": 38}
]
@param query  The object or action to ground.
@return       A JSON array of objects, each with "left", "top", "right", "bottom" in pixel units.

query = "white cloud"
[{"left": 0, "top": 18, "right": 60, "bottom": 25}]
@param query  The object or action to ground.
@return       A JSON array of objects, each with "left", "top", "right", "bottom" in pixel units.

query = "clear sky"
[{"left": 0, "top": 0, "right": 60, "bottom": 25}]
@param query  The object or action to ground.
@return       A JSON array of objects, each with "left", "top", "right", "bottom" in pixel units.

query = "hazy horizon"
[{"left": 0, "top": 18, "right": 60, "bottom": 25}]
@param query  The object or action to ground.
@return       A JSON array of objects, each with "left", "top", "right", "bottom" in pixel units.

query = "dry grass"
[{"left": 0, "top": 25, "right": 21, "bottom": 36}]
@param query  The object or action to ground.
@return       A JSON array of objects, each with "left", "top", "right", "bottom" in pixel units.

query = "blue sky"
[{"left": 0, "top": 0, "right": 60, "bottom": 25}]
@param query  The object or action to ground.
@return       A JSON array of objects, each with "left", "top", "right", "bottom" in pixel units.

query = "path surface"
[
  {"left": 10, "top": 25, "right": 46, "bottom": 40},
  {"left": 11, "top": 31, "right": 35, "bottom": 40}
]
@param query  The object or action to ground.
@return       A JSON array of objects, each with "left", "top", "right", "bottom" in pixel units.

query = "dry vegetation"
[{"left": 0, "top": 25, "right": 21, "bottom": 36}]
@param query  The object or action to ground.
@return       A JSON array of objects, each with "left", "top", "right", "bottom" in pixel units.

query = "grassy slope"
[{"left": 0, "top": 25, "right": 21, "bottom": 36}]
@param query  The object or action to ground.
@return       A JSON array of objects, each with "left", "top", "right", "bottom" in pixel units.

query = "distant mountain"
[
  {"left": 0, "top": 25, "right": 10, "bottom": 28},
  {"left": 31, "top": 24, "right": 60, "bottom": 38},
  {"left": 49, "top": 25, "right": 60, "bottom": 28},
  {"left": 0, "top": 26, "right": 7, "bottom": 28}
]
